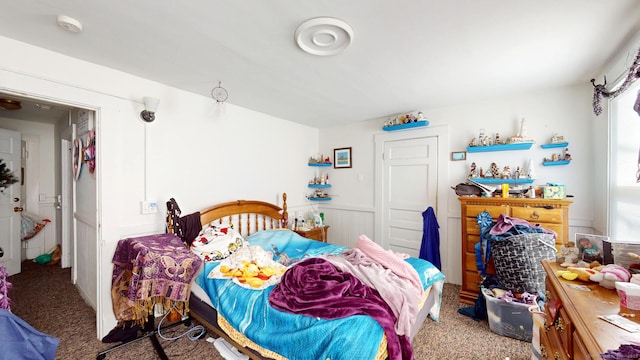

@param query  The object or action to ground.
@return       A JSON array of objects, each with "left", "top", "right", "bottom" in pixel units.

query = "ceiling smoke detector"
[
  {"left": 57, "top": 15, "right": 83, "bottom": 33},
  {"left": 0, "top": 99, "right": 22, "bottom": 111},
  {"left": 295, "top": 17, "right": 353, "bottom": 56}
]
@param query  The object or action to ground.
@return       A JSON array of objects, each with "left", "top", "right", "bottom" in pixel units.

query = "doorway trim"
[{"left": 374, "top": 125, "right": 450, "bottom": 275}]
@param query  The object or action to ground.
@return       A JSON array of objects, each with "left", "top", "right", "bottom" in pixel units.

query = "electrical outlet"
[{"left": 141, "top": 200, "right": 158, "bottom": 214}]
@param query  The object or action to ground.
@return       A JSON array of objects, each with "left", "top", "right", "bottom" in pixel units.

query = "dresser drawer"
[
  {"left": 572, "top": 331, "right": 590, "bottom": 360},
  {"left": 465, "top": 204, "right": 509, "bottom": 219},
  {"left": 466, "top": 234, "right": 480, "bottom": 252},
  {"left": 464, "top": 251, "right": 479, "bottom": 272},
  {"left": 511, "top": 206, "right": 564, "bottom": 224},
  {"left": 465, "top": 218, "right": 482, "bottom": 235},
  {"left": 464, "top": 270, "right": 482, "bottom": 294},
  {"left": 539, "top": 223, "right": 564, "bottom": 247}
]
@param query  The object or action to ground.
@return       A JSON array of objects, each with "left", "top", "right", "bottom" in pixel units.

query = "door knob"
[{"left": 13, "top": 207, "right": 23, "bottom": 212}]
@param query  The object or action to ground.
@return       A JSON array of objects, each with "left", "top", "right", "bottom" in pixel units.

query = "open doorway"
[{"left": 0, "top": 92, "right": 92, "bottom": 282}]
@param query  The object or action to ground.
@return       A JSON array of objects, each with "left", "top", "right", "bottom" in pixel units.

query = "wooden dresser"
[
  {"left": 539, "top": 260, "right": 640, "bottom": 359},
  {"left": 458, "top": 196, "right": 572, "bottom": 304}
]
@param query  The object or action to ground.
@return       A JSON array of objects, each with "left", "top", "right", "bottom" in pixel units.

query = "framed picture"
[
  {"left": 451, "top": 151, "right": 466, "bottom": 161},
  {"left": 334, "top": 147, "right": 352, "bottom": 168},
  {"left": 574, "top": 233, "right": 608, "bottom": 264}
]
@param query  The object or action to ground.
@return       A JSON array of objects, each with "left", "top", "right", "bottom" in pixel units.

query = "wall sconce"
[{"left": 140, "top": 97, "right": 159, "bottom": 123}]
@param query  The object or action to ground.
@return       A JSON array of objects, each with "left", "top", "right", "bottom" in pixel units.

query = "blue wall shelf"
[
  {"left": 542, "top": 160, "right": 570, "bottom": 166},
  {"left": 541, "top": 142, "right": 569, "bottom": 149},
  {"left": 308, "top": 184, "right": 331, "bottom": 188},
  {"left": 382, "top": 121, "right": 429, "bottom": 131},
  {"left": 469, "top": 177, "right": 534, "bottom": 185},
  {"left": 308, "top": 197, "right": 332, "bottom": 201},
  {"left": 466, "top": 142, "right": 533, "bottom": 153},
  {"left": 308, "top": 162, "right": 332, "bottom": 167}
]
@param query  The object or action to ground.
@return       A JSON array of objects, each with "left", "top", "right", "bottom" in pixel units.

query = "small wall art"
[
  {"left": 334, "top": 147, "right": 352, "bottom": 168},
  {"left": 451, "top": 151, "right": 466, "bottom": 161}
]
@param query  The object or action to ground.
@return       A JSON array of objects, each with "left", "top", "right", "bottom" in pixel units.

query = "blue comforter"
[{"left": 196, "top": 230, "right": 444, "bottom": 360}]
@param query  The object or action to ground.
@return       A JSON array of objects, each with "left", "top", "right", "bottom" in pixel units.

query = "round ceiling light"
[
  {"left": 57, "top": 15, "right": 83, "bottom": 33},
  {"left": 295, "top": 17, "right": 353, "bottom": 56}
]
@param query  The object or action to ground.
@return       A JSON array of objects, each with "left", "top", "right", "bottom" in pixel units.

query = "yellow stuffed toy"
[
  {"left": 556, "top": 270, "right": 579, "bottom": 281},
  {"left": 558, "top": 267, "right": 600, "bottom": 282}
]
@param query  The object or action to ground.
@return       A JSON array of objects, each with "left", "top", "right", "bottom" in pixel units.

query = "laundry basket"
[{"left": 490, "top": 232, "right": 557, "bottom": 294}]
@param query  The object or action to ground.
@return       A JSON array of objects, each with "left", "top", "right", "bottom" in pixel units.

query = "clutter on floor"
[
  {"left": 33, "top": 244, "right": 62, "bottom": 266},
  {"left": 482, "top": 287, "right": 539, "bottom": 342}
]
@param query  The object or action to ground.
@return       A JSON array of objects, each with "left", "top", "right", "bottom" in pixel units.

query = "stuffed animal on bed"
[{"left": 589, "top": 264, "right": 631, "bottom": 289}]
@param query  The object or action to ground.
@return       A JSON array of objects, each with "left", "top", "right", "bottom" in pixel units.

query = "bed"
[{"left": 167, "top": 193, "right": 445, "bottom": 360}]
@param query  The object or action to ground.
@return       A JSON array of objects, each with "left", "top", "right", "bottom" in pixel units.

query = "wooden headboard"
[{"left": 169, "top": 193, "right": 288, "bottom": 238}]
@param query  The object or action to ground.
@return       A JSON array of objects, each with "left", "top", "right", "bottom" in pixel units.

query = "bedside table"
[{"left": 294, "top": 226, "right": 329, "bottom": 243}]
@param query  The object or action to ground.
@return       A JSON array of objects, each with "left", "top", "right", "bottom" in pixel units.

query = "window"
[{"left": 609, "top": 81, "right": 640, "bottom": 242}]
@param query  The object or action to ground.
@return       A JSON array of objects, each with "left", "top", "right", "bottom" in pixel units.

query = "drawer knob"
[
  {"left": 555, "top": 317, "right": 564, "bottom": 333},
  {"left": 531, "top": 211, "right": 540, "bottom": 219}
]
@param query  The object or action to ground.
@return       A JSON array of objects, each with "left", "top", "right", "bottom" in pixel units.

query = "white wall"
[
  {"left": 320, "top": 84, "right": 597, "bottom": 286},
  {"left": 0, "top": 35, "right": 319, "bottom": 338}
]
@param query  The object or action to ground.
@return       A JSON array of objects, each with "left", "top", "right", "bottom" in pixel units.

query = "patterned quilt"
[{"left": 196, "top": 230, "right": 445, "bottom": 360}]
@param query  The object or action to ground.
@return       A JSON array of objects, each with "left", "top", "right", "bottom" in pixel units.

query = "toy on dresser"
[
  {"left": 556, "top": 241, "right": 580, "bottom": 267},
  {"left": 589, "top": 264, "right": 631, "bottom": 289}
]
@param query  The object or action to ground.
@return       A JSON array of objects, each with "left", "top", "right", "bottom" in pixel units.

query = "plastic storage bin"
[
  {"left": 483, "top": 288, "right": 535, "bottom": 342},
  {"left": 615, "top": 282, "right": 640, "bottom": 310}
]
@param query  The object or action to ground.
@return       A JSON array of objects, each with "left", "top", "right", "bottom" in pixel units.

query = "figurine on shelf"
[
  {"left": 468, "top": 162, "right": 478, "bottom": 179},
  {"left": 564, "top": 148, "right": 572, "bottom": 161},
  {"left": 489, "top": 162, "right": 500, "bottom": 178},
  {"left": 502, "top": 166, "right": 511, "bottom": 179},
  {"left": 507, "top": 118, "right": 535, "bottom": 144},
  {"left": 527, "top": 159, "right": 536, "bottom": 179},
  {"left": 494, "top": 133, "right": 501, "bottom": 144},
  {"left": 513, "top": 166, "right": 521, "bottom": 180},
  {"left": 550, "top": 133, "right": 565, "bottom": 143},
  {"left": 520, "top": 118, "right": 528, "bottom": 138}
]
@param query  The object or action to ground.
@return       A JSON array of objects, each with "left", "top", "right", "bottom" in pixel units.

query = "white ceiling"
[{"left": 1, "top": 1, "right": 639, "bottom": 128}]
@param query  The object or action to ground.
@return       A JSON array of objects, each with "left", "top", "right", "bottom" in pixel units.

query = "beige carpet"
[{"left": 7, "top": 260, "right": 531, "bottom": 359}]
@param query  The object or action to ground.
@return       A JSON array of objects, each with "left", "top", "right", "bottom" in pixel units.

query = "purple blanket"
[{"left": 268, "top": 257, "right": 413, "bottom": 360}]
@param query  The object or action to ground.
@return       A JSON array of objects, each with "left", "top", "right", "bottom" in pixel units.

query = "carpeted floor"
[{"left": 7, "top": 261, "right": 532, "bottom": 359}]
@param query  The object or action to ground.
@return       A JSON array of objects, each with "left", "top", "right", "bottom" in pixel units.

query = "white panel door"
[
  {"left": 382, "top": 136, "right": 438, "bottom": 256},
  {"left": 0, "top": 128, "right": 22, "bottom": 275},
  {"left": 61, "top": 138, "right": 73, "bottom": 269}
]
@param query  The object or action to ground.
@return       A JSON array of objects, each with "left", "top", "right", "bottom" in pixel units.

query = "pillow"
[{"left": 191, "top": 224, "right": 246, "bottom": 262}]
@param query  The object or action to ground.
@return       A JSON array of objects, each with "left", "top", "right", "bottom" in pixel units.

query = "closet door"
[{"left": 381, "top": 136, "right": 438, "bottom": 256}]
